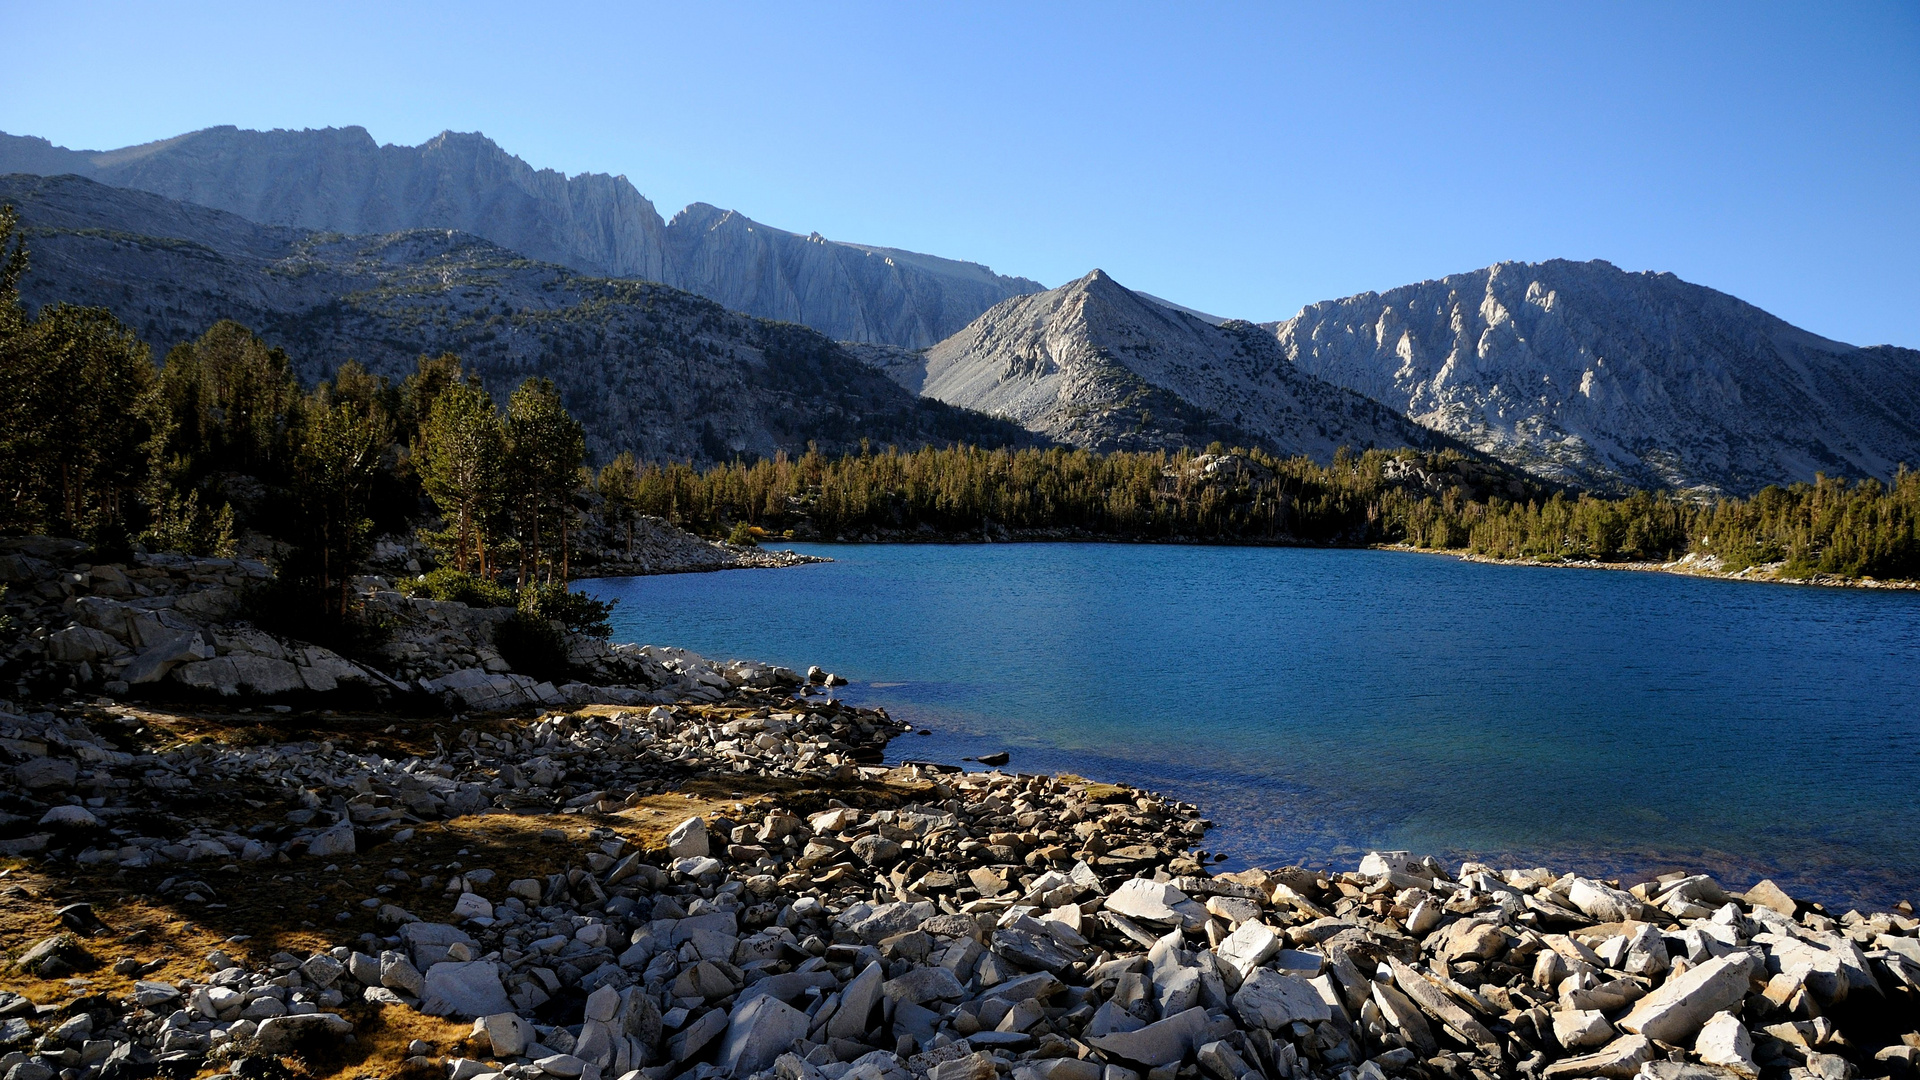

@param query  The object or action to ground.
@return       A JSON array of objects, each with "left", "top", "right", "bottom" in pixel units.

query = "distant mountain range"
[
  {"left": 0, "top": 126, "right": 1044, "bottom": 348},
  {"left": 0, "top": 173, "right": 1034, "bottom": 463},
  {"left": 1264, "top": 261, "right": 1920, "bottom": 492},
  {"left": 855, "top": 263, "right": 1920, "bottom": 492},
  {"left": 6, "top": 122, "right": 1918, "bottom": 493},
  {"left": 869, "top": 270, "right": 1451, "bottom": 461}
]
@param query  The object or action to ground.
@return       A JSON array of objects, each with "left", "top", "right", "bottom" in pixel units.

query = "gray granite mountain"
[
  {"left": 661, "top": 202, "right": 1047, "bottom": 348},
  {"left": 0, "top": 127, "right": 1043, "bottom": 347},
  {"left": 0, "top": 172, "right": 1035, "bottom": 463},
  {"left": 1267, "top": 259, "right": 1920, "bottom": 493},
  {"left": 878, "top": 269, "right": 1452, "bottom": 459}
]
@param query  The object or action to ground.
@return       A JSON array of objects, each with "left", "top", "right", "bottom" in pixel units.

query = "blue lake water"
[{"left": 579, "top": 543, "right": 1920, "bottom": 910}]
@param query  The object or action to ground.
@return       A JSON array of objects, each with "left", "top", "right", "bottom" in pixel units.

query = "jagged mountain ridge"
[
  {"left": 1266, "top": 260, "right": 1920, "bottom": 493},
  {"left": 1, "top": 172, "right": 1038, "bottom": 463},
  {"left": 0, "top": 127, "right": 1044, "bottom": 348},
  {"left": 885, "top": 269, "right": 1454, "bottom": 460}
]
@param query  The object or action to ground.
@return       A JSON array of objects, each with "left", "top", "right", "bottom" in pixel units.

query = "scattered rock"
[
  {"left": 1087, "top": 1006, "right": 1210, "bottom": 1068},
  {"left": 1695, "top": 1012, "right": 1758, "bottom": 1078},
  {"left": 250, "top": 1012, "right": 353, "bottom": 1053},
  {"left": 307, "top": 821, "right": 356, "bottom": 857},
  {"left": 13, "top": 757, "right": 76, "bottom": 792},
  {"left": 420, "top": 961, "right": 512, "bottom": 1018},
  {"left": 13, "top": 934, "right": 92, "bottom": 978},
  {"left": 1620, "top": 952, "right": 1758, "bottom": 1044},
  {"left": 1542, "top": 1033, "right": 1654, "bottom": 1079},
  {"left": 1745, "top": 878, "right": 1799, "bottom": 917},
  {"left": 667, "top": 816, "right": 710, "bottom": 858},
  {"left": 718, "top": 994, "right": 808, "bottom": 1075},
  {"left": 39, "top": 805, "right": 99, "bottom": 828}
]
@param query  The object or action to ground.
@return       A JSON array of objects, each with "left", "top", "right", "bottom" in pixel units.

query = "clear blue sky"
[{"left": 4, "top": 2, "right": 1917, "bottom": 345}]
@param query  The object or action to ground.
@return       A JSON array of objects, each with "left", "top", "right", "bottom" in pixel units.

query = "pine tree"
[
  {"left": 505, "top": 378, "right": 586, "bottom": 584},
  {"left": 0, "top": 304, "right": 155, "bottom": 540},
  {"left": 1, "top": 209, "right": 157, "bottom": 543},
  {"left": 416, "top": 379, "right": 505, "bottom": 576},
  {"left": 596, "top": 451, "right": 643, "bottom": 556},
  {"left": 150, "top": 321, "right": 301, "bottom": 487},
  {"left": 289, "top": 394, "right": 394, "bottom": 616}
]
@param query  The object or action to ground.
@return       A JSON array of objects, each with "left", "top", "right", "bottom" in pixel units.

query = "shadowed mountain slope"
[
  {"left": 0, "top": 126, "right": 1044, "bottom": 347},
  {"left": 1, "top": 172, "right": 1037, "bottom": 463}
]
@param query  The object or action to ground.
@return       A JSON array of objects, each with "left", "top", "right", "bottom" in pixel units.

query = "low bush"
[
  {"left": 241, "top": 577, "right": 389, "bottom": 658},
  {"left": 494, "top": 610, "right": 569, "bottom": 683},
  {"left": 407, "top": 567, "right": 514, "bottom": 608},
  {"left": 521, "top": 582, "right": 616, "bottom": 637}
]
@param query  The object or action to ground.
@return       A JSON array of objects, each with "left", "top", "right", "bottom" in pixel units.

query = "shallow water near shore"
[{"left": 580, "top": 543, "right": 1920, "bottom": 909}]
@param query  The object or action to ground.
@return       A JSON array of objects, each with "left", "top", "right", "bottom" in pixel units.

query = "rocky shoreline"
[
  {"left": 1, "top": 541, "right": 1917, "bottom": 1080},
  {"left": 1380, "top": 546, "right": 1920, "bottom": 592},
  {"left": 367, "top": 515, "right": 827, "bottom": 582},
  {"left": 635, "top": 530, "right": 1919, "bottom": 594},
  {"left": 0, "top": 535, "right": 836, "bottom": 715},
  {"left": 3, "top": 689, "right": 1918, "bottom": 1080}
]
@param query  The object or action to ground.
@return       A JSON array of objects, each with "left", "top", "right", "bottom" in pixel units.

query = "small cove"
[{"left": 580, "top": 542, "right": 1920, "bottom": 909}]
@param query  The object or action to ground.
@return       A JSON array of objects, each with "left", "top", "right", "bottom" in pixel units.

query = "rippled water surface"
[{"left": 580, "top": 544, "right": 1920, "bottom": 908}]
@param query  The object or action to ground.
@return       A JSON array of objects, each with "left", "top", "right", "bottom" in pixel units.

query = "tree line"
[
  {"left": 0, "top": 206, "right": 607, "bottom": 655},
  {"left": 604, "top": 443, "right": 1920, "bottom": 581}
]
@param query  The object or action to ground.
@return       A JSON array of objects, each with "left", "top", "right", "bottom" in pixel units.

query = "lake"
[{"left": 578, "top": 543, "right": 1920, "bottom": 910}]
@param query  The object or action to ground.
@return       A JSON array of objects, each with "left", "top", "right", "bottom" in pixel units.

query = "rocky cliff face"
[
  {"left": 1268, "top": 260, "right": 1920, "bottom": 493},
  {"left": 4, "top": 128, "right": 672, "bottom": 283},
  {"left": 903, "top": 269, "right": 1451, "bottom": 459},
  {"left": 664, "top": 202, "right": 1046, "bottom": 350},
  {"left": 2, "top": 173, "right": 1035, "bottom": 463},
  {"left": 0, "top": 127, "right": 1043, "bottom": 347}
]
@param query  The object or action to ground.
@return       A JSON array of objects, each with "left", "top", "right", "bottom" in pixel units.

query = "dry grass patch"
[{"left": 0, "top": 699, "right": 949, "bottom": 1077}]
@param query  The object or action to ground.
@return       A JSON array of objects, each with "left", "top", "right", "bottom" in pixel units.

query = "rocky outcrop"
[
  {"left": 564, "top": 513, "right": 827, "bottom": 578},
  {"left": 1268, "top": 260, "right": 1920, "bottom": 493},
  {"left": 0, "top": 538, "right": 379, "bottom": 699},
  {"left": 0, "top": 127, "right": 1042, "bottom": 347},
  {"left": 0, "top": 173, "right": 1037, "bottom": 464},
  {"left": 903, "top": 269, "right": 1453, "bottom": 460},
  {"left": 0, "top": 533, "right": 826, "bottom": 711}
]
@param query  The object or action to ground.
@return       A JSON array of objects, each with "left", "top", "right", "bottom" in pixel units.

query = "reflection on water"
[{"left": 580, "top": 543, "right": 1920, "bottom": 909}]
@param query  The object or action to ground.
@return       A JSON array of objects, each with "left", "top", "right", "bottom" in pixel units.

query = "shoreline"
[
  {"left": 574, "top": 545, "right": 830, "bottom": 578},
  {"left": 1377, "top": 543, "right": 1920, "bottom": 592},
  {"left": 4, "top": 540, "right": 1917, "bottom": 1080},
  {"left": 3, "top": 688, "right": 1916, "bottom": 1080},
  {"left": 640, "top": 532, "right": 1920, "bottom": 594}
]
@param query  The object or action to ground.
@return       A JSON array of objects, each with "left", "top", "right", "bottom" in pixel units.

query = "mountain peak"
[
  {"left": 423, "top": 129, "right": 501, "bottom": 150},
  {"left": 1065, "top": 268, "right": 1133, "bottom": 297},
  {"left": 909, "top": 267, "right": 1446, "bottom": 460}
]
